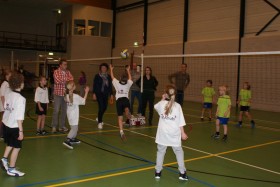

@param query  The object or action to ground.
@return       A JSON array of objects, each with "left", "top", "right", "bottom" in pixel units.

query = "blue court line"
[
  {"left": 81, "top": 133, "right": 216, "bottom": 187},
  {"left": 17, "top": 163, "right": 151, "bottom": 187}
]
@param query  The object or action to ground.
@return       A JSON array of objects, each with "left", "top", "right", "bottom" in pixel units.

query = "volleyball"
[{"left": 120, "top": 49, "right": 129, "bottom": 59}]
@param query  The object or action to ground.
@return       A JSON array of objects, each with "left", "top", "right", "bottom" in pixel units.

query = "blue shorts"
[
  {"left": 203, "top": 102, "right": 212, "bottom": 109},
  {"left": 217, "top": 117, "right": 229, "bottom": 125}
]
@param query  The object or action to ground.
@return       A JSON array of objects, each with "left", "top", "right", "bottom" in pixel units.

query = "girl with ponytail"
[{"left": 154, "top": 85, "right": 189, "bottom": 181}]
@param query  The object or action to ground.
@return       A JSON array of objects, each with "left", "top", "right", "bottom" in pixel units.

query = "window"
[
  {"left": 88, "top": 20, "right": 100, "bottom": 36},
  {"left": 101, "top": 22, "right": 112, "bottom": 37},
  {"left": 74, "top": 19, "right": 86, "bottom": 35}
]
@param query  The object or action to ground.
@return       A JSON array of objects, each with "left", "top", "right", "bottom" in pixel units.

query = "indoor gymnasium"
[{"left": 0, "top": 0, "right": 279, "bottom": 186}]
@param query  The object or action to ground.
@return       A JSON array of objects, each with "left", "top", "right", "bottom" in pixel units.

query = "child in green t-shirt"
[
  {"left": 236, "top": 82, "right": 255, "bottom": 128},
  {"left": 212, "top": 85, "right": 231, "bottom": 141},
  {"left": 201, "top": 80, "right": 215, "bottom": 121}
]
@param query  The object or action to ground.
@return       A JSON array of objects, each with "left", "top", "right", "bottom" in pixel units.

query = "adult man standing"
[
  {"left": 52, "top": 59, "right": 73, "bottom": 133},
  {"left": 168, "top": 63, "right": 190, "bottom": 106}
]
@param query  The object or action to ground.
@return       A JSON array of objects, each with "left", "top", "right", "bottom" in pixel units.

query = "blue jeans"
[
  {"left": 130, "top": 90, "right": 142, "bottom": 114},
  {"left": 176, "top": 90, "right": 184, "bottom": 106}
]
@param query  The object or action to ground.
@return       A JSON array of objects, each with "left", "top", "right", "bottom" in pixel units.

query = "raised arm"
[
  {"left": 109, "top": 64, "right": 115, "bottom": 80},
  {"left": 126, "top": 65, "right": 132, "bottom": 80}
]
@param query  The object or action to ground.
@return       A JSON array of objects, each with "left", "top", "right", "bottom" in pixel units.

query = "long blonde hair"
[
  {"left": 65, "top": 80, "right": 76, "bottom": 104},
  {"left": 164, "top": 85, "right": 176, "bottom": 115}
]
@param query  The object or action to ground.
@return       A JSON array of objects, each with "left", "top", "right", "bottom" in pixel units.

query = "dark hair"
[
  {"left": 244, "top": 82, "right": 251, "bottom": 90},
  {"left": 59, "top": 58, "right": 67, "bottom": 65},
  {"left": 9, "top": 73, "right": 24, "bottom": 90},
  {"left": 81, "top": 71, "right": 86, "bottom": 78},
  {"left": 206, "top": 80, "right": 213, "bottom": 85},
  {"left": 145, "top": 66, "right": 153, "bottom": 76},
  {"left": 99, "top": 63, "right": 109, "bottom": 71}
]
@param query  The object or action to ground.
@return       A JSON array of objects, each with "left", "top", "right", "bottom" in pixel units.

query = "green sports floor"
[{"left": 0, "top": 92, "right": 279, "bottom": 187}]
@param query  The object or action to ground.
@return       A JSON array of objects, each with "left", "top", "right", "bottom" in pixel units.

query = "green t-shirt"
[
  {"left": 202, "top": 87, "right": 215, "bottom": 103},
  {"left": 239, "top": 89, "right": 251, "bottom": 106},
  {"left": 217, "top": 95, "right": 231, "bottom": 118}
]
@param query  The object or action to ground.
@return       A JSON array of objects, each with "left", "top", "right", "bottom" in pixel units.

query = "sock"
[
  {"left": 239, "top": 121, "right": 242, "bottom": 125},
  {"left": 224, "top": 134, "right": 227, "bottom": 137},
  {"left": 216, "top": 132, "right": 220, "bottom": 135},
  {"left": 251, "top": 120, "right": 255, "bottom": 124}
]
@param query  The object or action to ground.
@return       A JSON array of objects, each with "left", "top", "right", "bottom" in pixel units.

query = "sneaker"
[
  {"left": 59, "top": 127, "right": 68, "bottom": 132},
  {"left": 179, "top": 172, "right": 189, "bottom": 181},
  {"left": 7, "top": 168, "right": 25, "bottom": 177},
  {"left": 155, "top": 171, "right": 161, "bottom": 179},
  {"left": 236, "top": 123, "right": 242, "bottom": 128},
  {"left": 98, "top": 123, "right": 103, "bottom": 129},
  {"left": 70, "top": 138, "right": 81, "bottom": 144},
  {"left": 41, "top": 130, "right": 47, "bottom": 135},
  {"left": 63, "top": 141, "right": 73, "bottom": 149},
  {"left": 120, "top": 131, "right": 126, "bottom": 141},
  {"left": 1, "top": 158, "right": 9, "bottom": 171},
  {"left": 222, "top": 135, "right": 228, "bottom": 141},
  {"left": 36, "top": 131, "right": 41, "bottom": 135},
  {"left": 251, "top": 122, "right": 255, "bottom": 129},
  {"left": 52, "top": 127, "right": 57, "bottom": 133},
  {"left": 200, "top": 117, "right": 204, "bottom": 121},
  {"left": 211, "top": 134, "right": 220, "bottom": 139}
]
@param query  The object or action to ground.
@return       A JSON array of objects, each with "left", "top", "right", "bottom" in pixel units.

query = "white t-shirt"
[
  {"left": 66, "top": 93, "right": 85, "bottom": 126},
  {"left": 0, "top": 81, "right": 11, "bottom": 112},
  {"left": 112, "top": 78, "right": 133, "bottom": 100},
  {"left": 34, "top": 86, "right": 49, "bottom": 104},
  {"left": 154, "top": 100, "right": 186, "bottom": 147},
  {"left": 2, "top": 91, "right": 26, "bottom": 128}
]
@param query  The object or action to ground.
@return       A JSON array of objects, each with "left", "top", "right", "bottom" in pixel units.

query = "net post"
[{"left": 141, "top": 53, "right": 144, "bottom": 93}]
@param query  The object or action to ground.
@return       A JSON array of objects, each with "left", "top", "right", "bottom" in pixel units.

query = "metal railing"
[{"left": 0, "top": 31, "right": 67, "bottom": 52}]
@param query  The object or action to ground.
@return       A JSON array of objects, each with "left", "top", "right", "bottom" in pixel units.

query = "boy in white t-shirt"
[
  {"left": 0, "top": 70, "right": 12, "bottom": 139},
  {"left": 34, "top": 76, "right": 49, "bottom": 135},
  {"left": 154, "top": 85, "right": 189, "bottom": 181},
  {"left": 63, "top": 81, "right": 89, "bottom": 150},
  {"left": 1, "top": 73, "right": 26, "bottom": 177},
  {"left": 110, "top": 64, "right": 133, "bottom": 141}
]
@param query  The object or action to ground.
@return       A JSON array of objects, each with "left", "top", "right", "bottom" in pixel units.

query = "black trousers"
[
  {"left": 141, "top": 92, "right": 155, "bottom": 125},
  {"left": 96, "top": 93, "right": 108, "bottom": 123}
]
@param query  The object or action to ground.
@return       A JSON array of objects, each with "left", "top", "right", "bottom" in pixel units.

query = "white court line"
[{"left": 80, "top": 115, "right": 280, "bottom": 176}]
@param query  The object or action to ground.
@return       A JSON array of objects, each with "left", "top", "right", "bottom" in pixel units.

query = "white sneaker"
[
  {"left": 98, "top": 122, "right": 103, "bottom": 129},
  {"left": 1, "top": 158, "right": 9, "bottom": 171},
  {"left": 7, "top": 168, "right": 25, "bottom": 177}
]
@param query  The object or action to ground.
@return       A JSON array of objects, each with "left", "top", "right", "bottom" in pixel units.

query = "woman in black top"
[
  {"left": 93, "top": 63, "right": 113, "bottom": 129},
  {"left": 136, "top": 66, "right": 158, "bottom": 125}
]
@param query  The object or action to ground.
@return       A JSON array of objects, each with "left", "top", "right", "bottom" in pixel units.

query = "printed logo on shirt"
[
  {"left": 4, "top": 104, "right": 14, "bottom": 113},
  {"left": 160, "top": 114, "right": 177, "bottom": 121}
]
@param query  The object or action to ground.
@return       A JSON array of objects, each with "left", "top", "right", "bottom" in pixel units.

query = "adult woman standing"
[
  {"left": 92, "top": 63, "right": 113, "bottom": 129},
  {"left": 137, "top": 66, "right": 158, "bottom": 125}
]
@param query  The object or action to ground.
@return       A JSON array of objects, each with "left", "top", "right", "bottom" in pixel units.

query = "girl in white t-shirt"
[
  {"left": 154, "top": 85, "right": 189, "bottom": 181},
  {"left": 0, "top": 70, "right": 12, "bottom": 139},
  {"left": 1, "top": 73, "right": 25, "bottom": 177},
  {"left": 34, "top": 76, "right": 49, "bottom": 135},
  {"left": 110, "top": 64, "right": 133, "bottom": 141},
  {"left": 63, "top": 81, "right": 89, "bottom": 150}
]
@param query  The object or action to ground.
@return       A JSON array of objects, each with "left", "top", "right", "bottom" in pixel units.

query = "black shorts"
[
  {"left": 116, "top": 97, "right": 130, "bottom": 116},
  {"left": 240, "top": 106, "right": 250, "bottom": 112},
  {"left": 3, "top": 123, "right": 22, "bottom": 148},
  {"left": 35, "top": 103, "right": 48, "bottom": 115}
]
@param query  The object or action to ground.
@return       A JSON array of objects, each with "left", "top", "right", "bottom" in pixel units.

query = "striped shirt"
[{"left": 53, "top": 68, "right": 73, "bottom": 96}]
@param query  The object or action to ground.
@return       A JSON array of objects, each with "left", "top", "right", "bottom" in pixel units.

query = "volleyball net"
[{"left": 13, "top": 51, "right": 280, "bottom": 112}]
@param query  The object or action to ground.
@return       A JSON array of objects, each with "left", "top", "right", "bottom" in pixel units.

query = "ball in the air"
[{"left": 120, "top": 49, "right": 129, "bottom": 59}]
